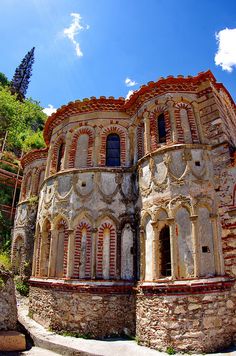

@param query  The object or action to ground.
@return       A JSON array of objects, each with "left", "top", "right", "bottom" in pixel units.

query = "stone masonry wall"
[
  {"left": 29, "top": 286, "right": 135, "bottom": 338},
  {"left": 0, "top": 269, "right": 17, "bottom": 330},
  {"left": 136, "top": 285, "right": 236, "bottom": 353}
]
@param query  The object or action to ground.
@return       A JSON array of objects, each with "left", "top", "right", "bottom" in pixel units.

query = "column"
[
  {"left": 45, "top": 146, "right": 53, "bottom": 178},
  {"left": 166, "top": 100, "right": 178, "bottom": 142},
  {"left": 128, "top": 126, "right": 135, "bottom": 166},
  {"left": 210, "top": 214, "right": 223, "bottom": 275},
  {"left": 48, "top": 229, "right": 58, "bottom": 277},
  {"left": 66, "top": 229, "right": 75, "bottom": 278},
  {"left": 63, "top": 132, "right": 72, "bottom": 170},
  {"left": 139, "top": 227, "right": 145, "bottom": 280},
  {"left": 116, "top": 229, "right": 122, "bottom": 279},
  {"left": 91, "top": 228, "right": 98, "bottom": 279},
  {"left": 151, "top": 222, "right": 159, "bottom": 280},
  {"left": 167, "top": 218, "right": 177, "bottom": 279},
  {"left": 93, "top": 127, "right": 101, "bottom": 166},
  {"left": 192, "top": 101, "right": 205, "bottom": 143},
  {"left": 190, "top": 215, "right": 200, "bottom": 277},
  {"left": 143, "top": 111, "right": 150, "bottom": 154}
]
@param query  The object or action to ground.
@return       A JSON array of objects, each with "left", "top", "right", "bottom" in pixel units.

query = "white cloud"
[
  {"left": 125, "top": 77, "right": 138, "bottom": 87},
  {"left": 43, "top": 104, "right": 57, "bottom": 116},
  {"left": 126, "top": 90, "right": 134, "bottom": 100},
  {"left": 215, "top": 28, "right": 236, "bottom": 72},
  {"left": 63, "top": 13, "right": 89, "bottom": 57}
]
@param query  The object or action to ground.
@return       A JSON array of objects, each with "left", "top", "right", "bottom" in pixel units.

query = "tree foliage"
[
  {"left": 0, "top": 72, "right": 9, "bottom": 87},
  {"left": 0, "top": 85, "right": 47, "bottom": 153},
  {"left": 10, "top": 47, "right": 35, "bottom": 100}
]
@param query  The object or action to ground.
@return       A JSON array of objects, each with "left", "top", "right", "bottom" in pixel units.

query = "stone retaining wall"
[
  {"left": 0, "top": 269, "right": 17, "bottom": 330},
  {"left": 29, "top": 285, "right": 135, "bottom": 338},
  {"left": 136, "top": 285, "right": 236, "bottom": 353}
]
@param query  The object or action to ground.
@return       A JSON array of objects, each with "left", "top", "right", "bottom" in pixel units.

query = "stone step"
[{"left": 0, "top": 330, "right": 26, "bottom": 351}]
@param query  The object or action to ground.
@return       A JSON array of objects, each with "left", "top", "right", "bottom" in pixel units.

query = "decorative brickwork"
[
  {"left": 97, "top": 220, "right": 116, "bottom": 279},
  {"left": 174, "top": 102, "right": 199, "bottom": 144},
  {"left": 68, "top": 128, "right": 94, "bottom": 168},
  {"left": 99, "top": 126, "right": 126, "bottom": 166},
  {"left": 13, "top": 70, "right": 236, "bottom": 353},
  {"left": 137, "top": 122, "right": 144, "bottom": 159},
  {"left": 73, "top": 220, "right": 92, "bottom": 278}
]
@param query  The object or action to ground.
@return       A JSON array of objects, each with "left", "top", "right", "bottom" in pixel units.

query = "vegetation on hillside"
[{"left": 0, "top": 50, "right": 47, "bottom": 261}]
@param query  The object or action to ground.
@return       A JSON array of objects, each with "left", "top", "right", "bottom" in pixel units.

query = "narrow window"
[
  {"left": 106, "top": 133, "right": 120, "bottom": 166},
  {"left": 56, "top": 143, "right": 65, "bottom": 172},
  {"left": 157, "top": 113, "right": 166, "bottom": 143},
  {"left": 159, "top": 225, "right": 171, "bottom": 276}
]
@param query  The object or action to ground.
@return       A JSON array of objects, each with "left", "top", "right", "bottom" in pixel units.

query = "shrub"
[
  {"left": 0, "top": 251, "right": 11, "bottom": 270},
  {"left": 15, "top": 279, "right": 29, "bottom": 296},
  {"left": 166, "top": 346, "right": 176, "bottom": 355}
]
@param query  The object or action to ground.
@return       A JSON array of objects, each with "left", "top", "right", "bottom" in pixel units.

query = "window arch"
[
  {"left": 159, "top": 225, "right": 171, "bottom": 277},
  {"left": 157, "top": 113, "right": 166, "bottom": 143},
  {"left": 56, "top": 142, "right": 65, "bottom": 172},
  {"left": 106, "top": 134, "right": 120, "bottom": 166}
]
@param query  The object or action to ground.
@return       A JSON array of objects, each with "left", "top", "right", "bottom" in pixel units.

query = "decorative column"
[
  {"left": 192, "top": 101, "right": 205, "bottom": 143},
  {"left": 143, "top": 111, "right": 151, "bottom": 154},
  {"left": 210, "top": 214, "right": 223, "bottom": 275},
  {"left": 151, "top": 222, "right": 159, "bottom": 280},
  {"left": 66, "top": 229, "right": 75, "bottom": 278},
  {"left": 93, "top": 127, "right": 101, "bottom": 166},
  {"left": 167, "top": 218, "right": 177, "bottom": 279},
  {"left": 62, "top": 132, "right": 72, "bottom": 170},
  {"left": 116, "top": 229, "right": 122, "bottom": 279},
  {"left": 45, "top": 145, "right": 53, "bottom": 178},
  {"left": 128, "top": 126, "right": 135, "bottom": 166},
  {"left": 91, "top": 228, "right": 98, "bottom": 279},
  {"left": 48, "top": 229, "right": 58, "bottom": 277},
  {"left": 190, "top": 215, "right": 200, "bottom": 277},
  {"left": 139, "top": 227, "right": 145, "bottom": 280},
  {"left": 166, "top": 100, "right": 178, "bottom": 142}
]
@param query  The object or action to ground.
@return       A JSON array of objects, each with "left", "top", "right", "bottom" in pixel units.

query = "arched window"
[
  {"left": 157, "top": 113, "right": 166, "bottom": 143},
  {"left": 56, "top": 143, "right": 65, "bottom": 172},
  {"left": 159, "top": 225, "right": 171, "bottom": 277},
  {"left": 106, "top": 134, "right": 120, "bottom": 166}
]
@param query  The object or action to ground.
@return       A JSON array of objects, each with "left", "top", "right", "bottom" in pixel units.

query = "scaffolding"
[{"left": 0, "top": 132, "right": 23, "bottom": 220}]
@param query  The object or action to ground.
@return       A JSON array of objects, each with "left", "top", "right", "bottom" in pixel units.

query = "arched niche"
[
  {"left": 74, "top": 220, "right": 92, "bottom": 279},
  {"left": 40, "top": 219, "right": 51, "bottom": 277},
  {"left": 96, "top": 218, "right": 116, "bottom": 280},
  {"left": 175, "top": 207, "right": 194, "bottom": 278},
  {"left": 75, "top": 134, "right": 89, "bottom": 168},
  {"left": 198, "top": 207, "right": 215, "bottom": 277},
  {"left": 121, "top": 223, "right": 133, "bottom": 280},
  {"left": 180, "top": 108, "right": 192, "bottom": 143},
  {"left": 55, "top": 220, "right": 68, "bottom": 278},
  {"left": 56, "top": 142, "right": 65, "bottom": 172}
]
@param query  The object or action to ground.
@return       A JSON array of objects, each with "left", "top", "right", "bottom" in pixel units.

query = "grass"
[
  {"left": 58, "top": 330, "right": 91, "bottom": 339},
  {"left": 0, "top": 250, "right": 11, "bottom": 270}
]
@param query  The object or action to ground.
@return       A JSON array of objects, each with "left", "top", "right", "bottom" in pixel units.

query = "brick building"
[{"left": 12, "top": 70, "right": 236, "bottom": 352}]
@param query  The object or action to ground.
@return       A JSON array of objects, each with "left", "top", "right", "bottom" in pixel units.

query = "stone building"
[{"left": 12, "top": 70, "right": 236, "bottom": 352}]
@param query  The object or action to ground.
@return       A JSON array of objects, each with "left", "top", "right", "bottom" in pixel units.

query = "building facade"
[{"left": 12, "top": 70, "right": 236, "bottom": 352}]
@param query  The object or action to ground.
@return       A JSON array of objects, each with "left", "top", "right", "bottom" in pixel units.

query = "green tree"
[
  {"left": 0, "top": 73, "right": 9, "bottom": 87},
  {"left": 0, "top": 86, "right": 46, "bottom": 153}
]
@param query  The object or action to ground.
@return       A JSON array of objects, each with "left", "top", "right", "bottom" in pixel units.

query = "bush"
[
  {"left": 0, "top": 251, "right": 11, "bottom": 270},
  {"left": 15, "top": 279, "right": 29, "bottom": 296},
  {"left": 166, "top": 346, "right": 176, "bottom": 355}
]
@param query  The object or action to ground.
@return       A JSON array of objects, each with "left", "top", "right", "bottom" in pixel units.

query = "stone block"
[{"left": 0, "top": 331, "right": 26, "bottom": 351}]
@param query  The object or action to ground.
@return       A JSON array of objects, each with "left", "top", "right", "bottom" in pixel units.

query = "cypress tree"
[{"left": 10, "top": 47, "right": 35, "bottom": 100}]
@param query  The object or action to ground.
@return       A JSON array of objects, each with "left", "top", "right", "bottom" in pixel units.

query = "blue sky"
[{"left": 1, "top": 0, "right": 236, "bottom": 114}]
